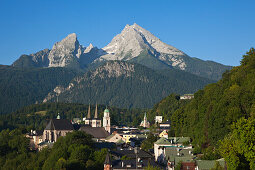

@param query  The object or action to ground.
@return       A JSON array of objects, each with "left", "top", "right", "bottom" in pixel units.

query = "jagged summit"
[
  {"left": 99, "top": 23, "right": 187, "bottom": 70},
  {"left": 12, "top": 24, "right": 231, "bottom": 80},
  {"left": 48, "top": 33, "right": 82, "bottom": 68},
  {"left": 84, "top": 43, "right": 94, "bottom": 53}
]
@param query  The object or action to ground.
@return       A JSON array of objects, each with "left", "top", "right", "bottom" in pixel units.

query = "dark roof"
[
  {"left": 79, "top": 126, "right": 110, "bottom": 139},
  {"left": 160, "top": 120, "right": 171, "bottom": 125},
  {"left": 111, "top": 149, "right": 153, "bottom": 159},
  {"left": 45, "top": 119, "right": 74, "bottom": 130},
  {"left": 104, "top": 152, "right": 111, "bottom": 164},
  {"left": 112, "top": 159, "right": 162, "bottom": 169},
  {"left": 73, "top": 124, "right": 91, "bottom": 130}
]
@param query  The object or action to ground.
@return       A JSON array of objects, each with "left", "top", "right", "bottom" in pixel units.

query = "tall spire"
[
  {"left": 87, "top": 104, "right": 91, "bottom": 119},
  {"left": 94, "top": 103, "right": 98, "bottom": 119},
  {"left": 104, "top": 152, "right": 111, "bottom": 165},
  {"left": 144, "top": 112, "right": 147, "bottom": 120}
]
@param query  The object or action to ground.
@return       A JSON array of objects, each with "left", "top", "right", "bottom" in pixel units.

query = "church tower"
[
  {"left": 85, "top": 104, "right": 92, "bottom": 125},
  {"left": 140, "top": 112, "right": 150, "bottom": 128},
  {"left": 103, "top": 108, "right": 111, "bottom": 133},
  {"left": 92, "top": 104, "right": 101, "bottom": 127}
]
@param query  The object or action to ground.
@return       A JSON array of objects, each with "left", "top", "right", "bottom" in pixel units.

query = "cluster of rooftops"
[{"left": 25, "top": 108, "right": 226, "bottom": 170}]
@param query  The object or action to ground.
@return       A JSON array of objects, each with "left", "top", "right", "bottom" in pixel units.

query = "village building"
[
  {"left": 154, "top": 137, "right": 192, "bottom": 162},
  {"left": 79, "top": 125, "right": 110, "bottom": 141},
  {"left": 42, "top": 115, "right": 74, "bottom": 143},
  {"left": 180, "top": 94, "right": 194, "bottom": 100},
  {"left": 105, "top": 133, "right": 124, "bottom": 143},
  {"left": 195, "top": 158, "right": 226, "bottom": 170},
  {"left": 155, "top": 116, "right": 163, "bottom": 124},
  {"left": 159, "top": 130, "right": 168, "bottom": 138},
  {"left": 26, "top": 130, "right": 43, "bottom": 150},
  {"left": 140, "top": 112, "right": 150, "bottom": 128},
  {"left": 84, "top": 104, "right": 93, "bottom": 125},
  {"left": 104, "top": 148, "right": 163, "bottom": 170},
  {"left": 103, "top": 108, "right": 111, "bottom": 133},
  {"left": 159, "top": 120, "right": 171, "bottom": 130},
  {"left": 92, "top": 104, "right": 102, "bottom": 127}
]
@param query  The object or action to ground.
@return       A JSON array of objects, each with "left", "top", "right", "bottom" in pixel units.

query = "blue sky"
[{"left": 0, "top": 0, "right": 254, "bottom": 66}]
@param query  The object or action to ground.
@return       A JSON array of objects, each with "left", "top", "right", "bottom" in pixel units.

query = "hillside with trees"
[
  {"left": 0, "top": 66, "right": 80, "bottom": 114},
  {"left": 0, "top": 129, "right": 108, "bottom": 169},
  {"left": 167, "top": 48, "right": 255, "bottom": 168},
  {"left": 44, "top": 61, "right": 214, "bottom": 109}
]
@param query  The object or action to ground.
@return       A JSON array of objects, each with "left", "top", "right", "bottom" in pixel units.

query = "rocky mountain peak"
[
  {"left": 48, "top": 33, "right": 81, "bottom": 68},
  {"left": 98, "top": 23, "right": 187, "bottom": 70},
  {"left": 84, "top": 43, "right": 94, "bottom": 53}
]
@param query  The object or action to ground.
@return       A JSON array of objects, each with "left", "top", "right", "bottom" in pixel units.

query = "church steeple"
[
  {"left": 94, "top": 103, "right": 98, "bottom": 119},
  {"left": 104, "top": 152, "right": 112, "bottom": 170},
  {"left": 91, "top": 103, "right": 101, "bottom": 127},
  {"left": 103, "top": 108, "right": 111, "bottom": 133},
  {"left": 87, "top": 104, "right": 91, "bottom": 119}
]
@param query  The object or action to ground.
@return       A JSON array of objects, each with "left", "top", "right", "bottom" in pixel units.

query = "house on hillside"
[
  {"left": 159, "top": 130, "right": 168, "bottom": 138},
  {"left": 180, "top": 94, "right": 194, "bottom": 100},
  {"left": 154, "top": 137, "right": 192, "bottom": 162},
  {"left": 155, "top": 116, "right": 163, "bottom": 124},
  {"left": 159, "top": 120, "right": 171, "bottom": 130},
  {"left": 26, "top": 130, "right": 43, "bottom": 150}
]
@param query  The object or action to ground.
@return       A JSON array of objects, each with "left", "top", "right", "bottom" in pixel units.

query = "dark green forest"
[
  {"left": 48, "top": 61, "right": 214, "bottom": 109},
  {"left": 0, "top": 66, "right": 80, "bottom": 114},
  {"left": 0, "top": 129, "right": 108, "bottom": 169}
]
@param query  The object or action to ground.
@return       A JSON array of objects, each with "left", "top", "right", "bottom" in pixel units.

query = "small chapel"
[{"left": 140, "top": 112, "right": 150, "bottom": 128}]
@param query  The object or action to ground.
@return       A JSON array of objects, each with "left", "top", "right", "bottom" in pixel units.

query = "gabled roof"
[
  {"left": 160, "top": 120, "right": 171, "bottom": 125},
  {"left": 111, "top": 159, "right": 161, "bottom": 169},
  {"left": 175, "top": 156, "right": 195, "bottom": 164},
  {"left": 111, "top": 149, "right": 153, "bottom": 159},
  {"left": 45, "top": 119, "right": 74, "bottom": 130},
  {"left": 105, "top": 134, "right": 115, "bottom": 140},
  {"left": 168, "top": 137, "right": 190, "bottom": 144},
  {"left": 196, "top": 159, "right": 225, "bottom": 170},
  {"left": 165, "top": 147, "right": 194, "bottom": 161},
  {"left": 154, "top": 137, "right": 171, "bottom": 145},
  {"left": 79, "top": 126, "right": 110, "bottom": 139}
]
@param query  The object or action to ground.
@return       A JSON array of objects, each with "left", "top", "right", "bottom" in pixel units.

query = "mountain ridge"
[{"left": 12, "top": 23, "right": 231, "bottom": 80}]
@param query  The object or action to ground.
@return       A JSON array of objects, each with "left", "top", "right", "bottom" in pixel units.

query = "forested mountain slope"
[
  {"left": 43, "top": 61, "right": 214, "bottom": 109},
  {"left": 0, "top": 66, "right": 80, "bottom": 114},
  {"left": 171, "top": 48, "right": 255, "bottom": 147}
]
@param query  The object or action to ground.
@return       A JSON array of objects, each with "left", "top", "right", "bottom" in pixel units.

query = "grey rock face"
[
  {"left": 12, "top": 49, "right": 50, "bottom": 68},
  {"left": 48, "top": 33, "right": 82, "bottom": 69},
  {"left": 99, "top": 23, "right": 187, "bottom": 70}
]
